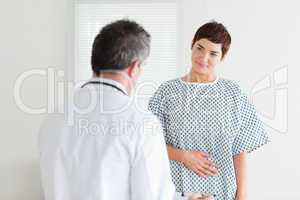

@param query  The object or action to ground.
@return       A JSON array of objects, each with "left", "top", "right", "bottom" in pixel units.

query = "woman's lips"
[{"left": 195, "top": 61, "right": 208, "bottom": 68}]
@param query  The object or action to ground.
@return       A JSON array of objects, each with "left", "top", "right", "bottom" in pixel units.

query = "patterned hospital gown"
[{"left": 148, "top": 77, "right": 270, "bottom": 200}]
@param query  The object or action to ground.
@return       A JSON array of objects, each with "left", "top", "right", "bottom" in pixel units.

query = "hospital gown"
[{"left": 148, "top": 77, "right": 270, "bottom": 200}]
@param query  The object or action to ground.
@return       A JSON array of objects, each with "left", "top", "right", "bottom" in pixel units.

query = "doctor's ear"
[{"left": 127, "top": 60, "right": 141, "bottom": 78}]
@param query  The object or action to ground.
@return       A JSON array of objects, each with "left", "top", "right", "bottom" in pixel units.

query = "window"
[{"left": 75, "top": 0, "right": 180, "bottom": 93}]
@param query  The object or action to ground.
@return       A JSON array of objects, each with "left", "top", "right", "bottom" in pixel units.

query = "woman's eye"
[{"left": 211, "top": 53, "right": 217, "bottom": 57}]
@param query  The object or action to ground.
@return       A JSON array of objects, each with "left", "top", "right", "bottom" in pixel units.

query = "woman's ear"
[{"left": 220, "top": 53, "right": 227, "bottom": 62}]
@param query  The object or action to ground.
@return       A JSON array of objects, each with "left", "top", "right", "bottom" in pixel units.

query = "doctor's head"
[{"left": 91, "top": 19, "right": 150, "bottom": 86}]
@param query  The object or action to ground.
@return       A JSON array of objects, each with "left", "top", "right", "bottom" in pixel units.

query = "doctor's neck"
[{"left": 94, "top": 71, "right": 134, "bottom": 95}]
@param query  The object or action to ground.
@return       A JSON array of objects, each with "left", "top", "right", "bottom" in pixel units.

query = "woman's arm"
[
  {"left": 166, "top": 144, "right": 185, "bottom": 162},
  {"left": 233, "top": 152, "right": 247, "bottom": 200},
  {"left": 166, "top": 144, "right": 218, "bottom": 177}
]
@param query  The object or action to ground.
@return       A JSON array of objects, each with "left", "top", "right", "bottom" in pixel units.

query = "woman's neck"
[{"left": 183, "top": 71, "right": 217, "bottom": 83}]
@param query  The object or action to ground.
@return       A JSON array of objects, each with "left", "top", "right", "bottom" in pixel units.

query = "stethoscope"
[{"left": 81, "top": 81, "right": 127, "bottom": 96}]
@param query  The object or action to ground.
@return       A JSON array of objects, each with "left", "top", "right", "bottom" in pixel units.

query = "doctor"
[{"left": 39, "top": 19, "right": 211, "bottom": 200}]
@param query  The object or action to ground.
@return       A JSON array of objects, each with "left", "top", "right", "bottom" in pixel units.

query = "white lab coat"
[{"left": 38, "top": 78, "right": 177, "bottom": 200}]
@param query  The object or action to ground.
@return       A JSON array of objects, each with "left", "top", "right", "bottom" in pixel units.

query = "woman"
[{"left": 149, "top": 21, "right": 269, "bottom": 200}]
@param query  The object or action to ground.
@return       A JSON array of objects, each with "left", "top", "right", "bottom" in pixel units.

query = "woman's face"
[{"left": 191, "top": 38, "right": 223, "bottom": 76}]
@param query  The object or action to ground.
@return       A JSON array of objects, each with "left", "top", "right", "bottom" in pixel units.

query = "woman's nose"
[
  {"left": 204, "top": 53, "right": 210, "bottom": 62},
  {"left": 199, "top": 53, "right": 209, "bottom": 63}
]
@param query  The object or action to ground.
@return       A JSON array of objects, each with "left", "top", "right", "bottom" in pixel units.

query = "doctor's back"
[
  {"left": 38, "top": 19, "right": 175, "bottom": 200},
  {"left": 38, "top": 82, "right": 174, "bottom": 200}
]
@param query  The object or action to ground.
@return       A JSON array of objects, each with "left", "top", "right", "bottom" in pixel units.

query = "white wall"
[
  {"left": 0, "top": 0, "right": 70, "bottom": 199},
  {"left": 0, "top": 0, "right": 298, "bottom": 199}
]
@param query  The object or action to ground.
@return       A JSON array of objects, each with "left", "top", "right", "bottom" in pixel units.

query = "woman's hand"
[
  {"left": 180, "top": 150, "right": 218, "bottom": 178},
  {"left": 188, "top": 193, "right": 215, "bottom": 200}
]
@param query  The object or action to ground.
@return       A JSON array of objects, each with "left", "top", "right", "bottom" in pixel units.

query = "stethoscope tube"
[{"left": 81, "top": 81, "right": 127, "bottom": 96}]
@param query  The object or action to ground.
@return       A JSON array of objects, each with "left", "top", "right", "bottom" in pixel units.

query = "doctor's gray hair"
[{"left": 91, "top": 19, "right": 151, "bottom": 75}]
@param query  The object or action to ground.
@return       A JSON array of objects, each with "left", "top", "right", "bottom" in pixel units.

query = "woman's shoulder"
[
  {"left": 149, "top": 79, "right": 180, "bottom": 111},
  {"left": 155, "top": 78, "right": 181, "bottom": 94},
  {"left": 218, "top": 77, "right": 243, "bottom": 96}
]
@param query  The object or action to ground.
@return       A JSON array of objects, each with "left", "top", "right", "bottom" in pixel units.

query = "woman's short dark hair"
[
  {"left": 91, "top": 19, "right": 150, "bottom": 75},
  {"left": 191, "top": 21, "right": 231, "bottom": 58}
]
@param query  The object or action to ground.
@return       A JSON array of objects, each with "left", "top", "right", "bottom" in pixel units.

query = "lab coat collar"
[{"left": 87, "top": 77, "right": 129, "bottom": 96}]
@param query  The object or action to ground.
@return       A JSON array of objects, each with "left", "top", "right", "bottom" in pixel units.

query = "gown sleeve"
[
  {"left": 148, "top": 84, "right": 172, "bottom": 145},
  {"left": 232, "top": 92, "right": 270, "bottom": 155}
]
